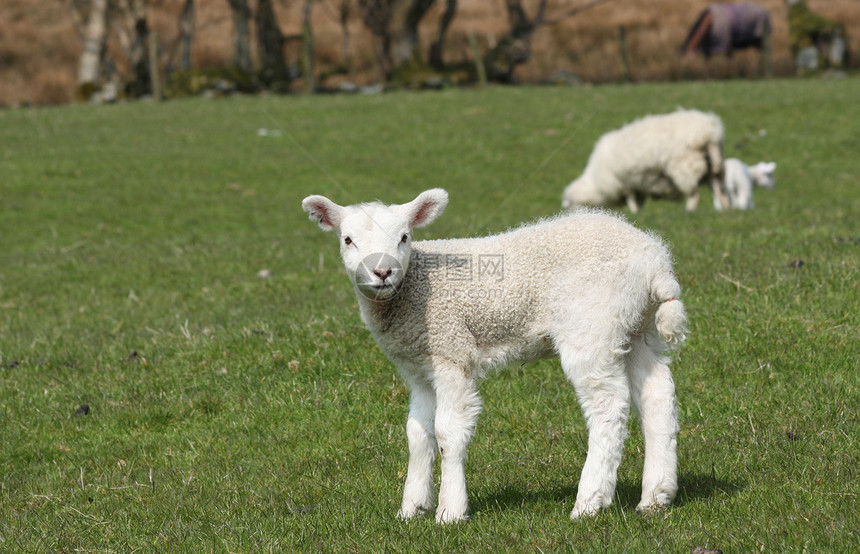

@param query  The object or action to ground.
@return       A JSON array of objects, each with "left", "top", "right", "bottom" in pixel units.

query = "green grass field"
[{"left": 1, "top": 78, "right": 858, "bottom": 551}]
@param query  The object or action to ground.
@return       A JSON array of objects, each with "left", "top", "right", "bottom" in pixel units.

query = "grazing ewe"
[
  {"left": 716, "top": 158, "right": 776, "bottom": 210},
  {"left": 561, "top": 109, "right": 728, "bottom": 213},
  {"left": 302, "top": 189, "right": 687, "bottom": 523}
]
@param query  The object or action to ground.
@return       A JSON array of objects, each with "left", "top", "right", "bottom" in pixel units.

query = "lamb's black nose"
[{"left": 374, "top": 267, "right": 392, "bottom": 281}]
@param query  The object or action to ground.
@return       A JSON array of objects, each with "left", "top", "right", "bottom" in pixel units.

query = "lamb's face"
[
  {"left": 561, "top": 175, "right": 598, "bottom": 210},
  {"left": 561, "top": 178, "right": 580, "bottom": 210},
  {"left": 338, "top": 205, "right": 412, "bottom": 301},
  {"left": 749, "top": 162, "right": 776, "bottom": 189},
  {"left": 302, "top": 189, "right": 449, "bottom": 302}
]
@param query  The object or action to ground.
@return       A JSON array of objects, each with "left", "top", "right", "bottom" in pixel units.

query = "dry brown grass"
[{"left": 2, "top": 0, "right": 857, "bottom": 106}]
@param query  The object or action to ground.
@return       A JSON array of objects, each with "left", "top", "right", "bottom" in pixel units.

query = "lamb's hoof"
[
  {"left": 635, "top": 500, "right": 670, "bottom": 515},
  {"left": 397, "top": 505, "right": 432, "bottom": 520},
  {"left": 570, "top": 501, "right": 602, "bottom": 520},
  {"left": 435, "top": 508, "right": 470, "bottom": 524},
  {"left": 636, "top": 490, "right": 673, "bottom": 514}
]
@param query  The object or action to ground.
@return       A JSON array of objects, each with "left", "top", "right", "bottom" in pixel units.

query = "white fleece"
[{"left": 562, "top": 109, "right": 726, "bottom": 212}]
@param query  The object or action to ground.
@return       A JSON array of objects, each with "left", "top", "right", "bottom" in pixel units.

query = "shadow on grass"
[
  {"left": 470, "top": 472, "right": 742, "bottom": 515},
  {"left": 674, "top": 471, "right": 744, "bottom": 508}
]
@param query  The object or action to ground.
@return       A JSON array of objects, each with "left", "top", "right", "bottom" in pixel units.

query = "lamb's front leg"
[
  {"left": 398, "top": 378, "right": 437, "bottom": 519},
  {"left": 625, "top": 194, "right": 641, "bottom": 213},
  {"left": 433, "top": 369, "right": 482, "bottom": 524}
]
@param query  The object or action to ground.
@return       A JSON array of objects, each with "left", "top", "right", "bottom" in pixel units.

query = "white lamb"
[
  {"left": 716, "top": 158, "right": 776, "bottom": 210},
  {"left": 302, "top": 189, "right": 688, "bottom": 523},
  {"left": 561, "top": 109, "right": 729, "bottom": 213}
]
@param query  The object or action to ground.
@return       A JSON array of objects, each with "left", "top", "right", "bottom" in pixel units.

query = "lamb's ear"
[
  {"left": 399, "top": 188, "right": 448, "bottom": 229},
  {"left": 302, "top": 195, "right": 344, "bottom": 231},
  {"left": 761, "top": 162, "right": 776, "bottom": 174}
]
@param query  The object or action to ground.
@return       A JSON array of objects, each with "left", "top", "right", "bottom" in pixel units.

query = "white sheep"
[
  {"left": 561, "top": 109, "right": 729, "bottom": 213},
  {"left": 302, "top": 189, "right": 688, "bottom": 523},
  {"left": 716, "top": 158, "right": 776, "bottom": 210}
]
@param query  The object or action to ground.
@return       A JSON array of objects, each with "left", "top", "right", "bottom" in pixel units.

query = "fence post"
[
  {"left": 301, "top": 0, "right": 315, "bottom": 94},
  {"left": 148, "top": 31, "right": 163, "bottom": 101},
  {"left": 619, "top": 25, "right": 631, "bottom": 82},
  {"left": 760, "top": 24, "right": 773, "bottom": 78},
  {"left": 468, "top": 31, "right": 487, "bottom": 87}
]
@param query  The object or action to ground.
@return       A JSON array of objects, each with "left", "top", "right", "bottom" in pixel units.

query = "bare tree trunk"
[
  {"left": 179, "top": 0, "right": 195, "bottom": 71},
  {"left": 388, "top": 0, "right": 435, "bottom": 67},
  {"left": 358, "top": 0, "right": 436, "bottom": 77},
  {"left": 257, "top": 0, "right": 290, "bottom": 89},
  {"left": 125, "top": 0, "right": 151, "bottom": 97},
  {"left": 374, "top": 35, "right": 391, "bottom": 78},
  {"left": 429, "top": 0, "right": 457, "bottom": 69},
  {"left": 338, "top": 0, "right": 352, "bottom": 72},
  {"left": 227, "top": 0, "right": 252, "bottom": 72},
  {"left": 76, "top": 0, "right": 109, "bottom": 99},
  {"left": 358, "top": 0, "right": 392, "bottom": 75},
  {"left": 484, "top": 0, "right": 540, "bottom": 83},
  {"left": 485, "top": 0, "right": 613, "bottom": 83}
]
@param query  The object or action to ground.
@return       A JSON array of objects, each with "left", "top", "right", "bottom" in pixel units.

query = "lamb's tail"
[
  {"left": 655, "top": 297, "right": 688, "bottom": 350},
  {"left": 649, "top": 259, "right": 689, "bottom": 350}
]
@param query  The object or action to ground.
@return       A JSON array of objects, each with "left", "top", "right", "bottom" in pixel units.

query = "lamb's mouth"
[
  {"left": 355, "top": 253, "right": 404, "bottom": 301},
  {"left": 358, "top": 282, "right": 399, "bottom": 300}
]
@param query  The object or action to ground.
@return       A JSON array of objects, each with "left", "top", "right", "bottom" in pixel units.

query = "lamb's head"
[
  {"left": 302, "top": 189, "right": 448, "bottom": 301},
  {"left": 749, "top": 162, "right": 776, "bottom": 189},
  {"left": 561, "top": 174, "right": 598, "bottom": 210}
]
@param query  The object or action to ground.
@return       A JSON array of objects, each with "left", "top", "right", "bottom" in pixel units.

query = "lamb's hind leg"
[
  {"left": 665, "top": 156, "right": 705, "bottom": 211},
  {"left": 559, "top": 344, "right": 631, "bottom": 519},
  {"left": 398, "top": 377, "right": 437, "bottom": 519},
  {"left": 627, "top": 333, "right": 679, "bottom": 513},
  {"left": 433, "top": 367, "right": 482, "bottom": 524}
]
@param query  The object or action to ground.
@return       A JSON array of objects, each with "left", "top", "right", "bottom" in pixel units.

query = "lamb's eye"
[
  {"left": 344, "top": 236, "right": 353, "bottom": 246},
  {"left": 400, "top": 234, "right": 409, "bottom": 244}
]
